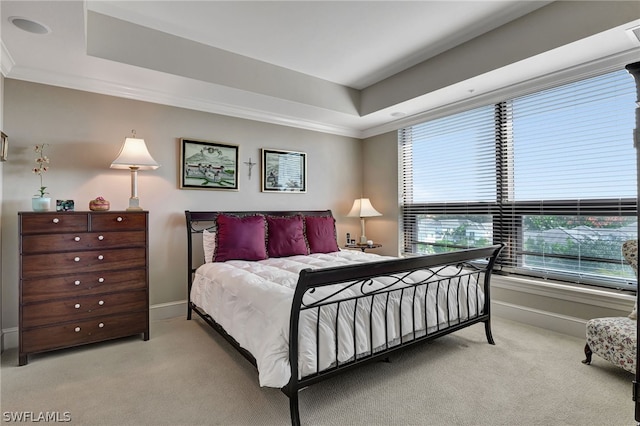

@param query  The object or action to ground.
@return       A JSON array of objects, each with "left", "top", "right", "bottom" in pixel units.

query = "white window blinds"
[
  {"left": 400, "top": 105, "right": 497, "bottom": 204},
  {"left": 400, "top": 68, "right": 637, "bottom": 289},
  {"left": 510, "top": 71, "right": 636, "bottom": 201}
]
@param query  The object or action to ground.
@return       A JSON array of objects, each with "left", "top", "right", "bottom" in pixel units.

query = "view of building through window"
[{"left": 411, "top": 214, "right": 635, "bottom": 284}]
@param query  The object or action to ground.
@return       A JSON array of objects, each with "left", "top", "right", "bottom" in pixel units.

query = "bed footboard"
[{"left": 284, "top": 244, "right": 503, "bottom": 425}]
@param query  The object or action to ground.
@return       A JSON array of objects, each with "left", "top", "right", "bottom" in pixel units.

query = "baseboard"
[
  {"left": 1, "top": 300, "right": 188, "bottom": 351},
  {"left": 1, "top": 327, "right": 18, "bottom": 352},
  {"left": 492, "top": 300, "right": 587, "bottom": 339},
  {"left": 150, "top": 300, "right": 187, "bottom": 321}
]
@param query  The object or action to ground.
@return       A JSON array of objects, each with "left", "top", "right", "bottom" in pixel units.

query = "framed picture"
[
  {"left": 56, "top": 200, "right": 75, "bottom": 211},
  {"left": 180, "top": 138, "right": 239, "bottom": 190},
  {"left": 0, "top": 132, "right": 7, "bottom": 161},
  {"left": 261, "top": 148, "right": 307, "bottom": 193}
]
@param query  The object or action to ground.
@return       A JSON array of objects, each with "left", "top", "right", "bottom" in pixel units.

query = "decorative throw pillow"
[
  {"left": 266, "top": 215, "right": 308, "bottom": 258},
  {"left": 214, "top": 214, "right": 267, "bottom": 262},
  {"left": 304, "top": 215, "right": 339, "bottom": 254},
  {"left": 203, "top": 229, "right": 216, "bottom": 263}
]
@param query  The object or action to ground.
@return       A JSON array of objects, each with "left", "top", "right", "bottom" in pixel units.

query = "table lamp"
[
  {"left": 110, "top": 130, "right": 160, "bottom": 210},
  {"left": 347, "top": 198, "right": 382, "bottom": 244}
]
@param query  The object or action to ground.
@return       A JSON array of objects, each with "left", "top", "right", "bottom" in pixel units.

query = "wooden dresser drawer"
[
  {"left": 21, "top": 248, "right": 147, "bottom": 279},
  {"left": 21, "top": 269, "right": 146, "bottom": 303},
  {"left": 22, "top": 290, "right": 147, "bottom": 328},
  {"left": 91, "top": 213, "right": 147, "bottom": 231},
  {"left": 21, "top": 311, "right": 148, "bottom": 354},
  {"left": 20, "top": 213, "right": 88, "bottom": 234},
  {"left": 22, "top": 231, "right": 146, "bottom": 254}
]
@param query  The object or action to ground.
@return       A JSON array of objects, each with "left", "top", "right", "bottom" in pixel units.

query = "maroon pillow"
[
  {"left": 266, "top": 215, "right": 309, "bottom": 258},
  {"left": 304, "top": 215, "right": 339, "bottom": 254},
  {"left": 214, "top": 214, "right": 267, "bottom": 262}
]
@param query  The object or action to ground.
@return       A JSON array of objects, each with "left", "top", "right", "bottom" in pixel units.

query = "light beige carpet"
[{"left": 1, "top": 316, "right": 634, "bottom": 425}]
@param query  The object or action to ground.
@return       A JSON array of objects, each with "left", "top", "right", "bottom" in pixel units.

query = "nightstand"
[{"left": 344, "top": 243, "right": 382, "bottom": 252}]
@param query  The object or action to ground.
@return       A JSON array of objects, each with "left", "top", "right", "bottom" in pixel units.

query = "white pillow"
[{"left": 203, "top": 229, "right": 216, "bottom": 263}]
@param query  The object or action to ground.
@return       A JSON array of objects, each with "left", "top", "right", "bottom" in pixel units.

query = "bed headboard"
[{"left": 184, "top": 210, "right": 334, "bottom": 307}]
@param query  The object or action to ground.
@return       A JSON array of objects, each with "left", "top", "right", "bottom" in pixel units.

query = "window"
[{"left": 400, "top": 69, "right": 637, "bottom": 290}]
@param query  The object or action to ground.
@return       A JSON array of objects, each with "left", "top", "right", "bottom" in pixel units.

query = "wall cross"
[{"left": 244, "top": 157, "right": 257, "bottom": 180}]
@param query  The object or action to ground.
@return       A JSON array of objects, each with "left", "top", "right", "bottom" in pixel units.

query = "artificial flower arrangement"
[{"left": 33, "top": 144, "right": 49, "bottom": 198}]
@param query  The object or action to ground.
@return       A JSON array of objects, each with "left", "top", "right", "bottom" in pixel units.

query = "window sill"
[{"left": 492, "top": 273, "right": 635, "bottom": 312}]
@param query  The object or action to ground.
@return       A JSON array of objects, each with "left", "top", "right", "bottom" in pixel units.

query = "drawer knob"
[
  {"left": 98, "top": 300, "right": 104, "bottom": 306},
  {"left": 117, "top": 216, "right": 123, "bottom": 222},
  {"left": 74, "top": 236, "right": 80, "bottom": 242},
  {"left": 97, "top": 254, "right": 104, "bottom": 260},
  {"left": 74, "top": 327, "right": 81, "bottom": 332},
  {"left": 74, "top": 280, "right": 81, "bottom": 286},
  {"left": 74, "top": 303, "right": 81, "bottom": 309},
  {"left": 98, "top": 322, "right": 104, "bottom": 328},
  {"left": 52, "top": 218, "right": 59, "bottom": 224},
  {"left": 74, "top": 257, "right": 80, "bottom": 262},
  {"left": 98, "top": 277, "right": 105, "bottom": 283},
  {"left": 98, "top": 235, "right": 104, "bottom": 241}
]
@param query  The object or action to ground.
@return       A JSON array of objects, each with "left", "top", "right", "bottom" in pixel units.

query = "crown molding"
[
  {"left": 9, "top": 46, "right": 637, "bottom": 141},
  {"left": 4, "top": 65, "right": 364, "bottom": 139}
]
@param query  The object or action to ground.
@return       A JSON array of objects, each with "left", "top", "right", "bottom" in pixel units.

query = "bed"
[{"left": 185, "top": 210, "right": 503, "bottom": 425}]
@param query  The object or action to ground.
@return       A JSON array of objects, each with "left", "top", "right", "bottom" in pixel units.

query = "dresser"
[{"left": 18, "top": 211, "right": 149, "bottom": 365}]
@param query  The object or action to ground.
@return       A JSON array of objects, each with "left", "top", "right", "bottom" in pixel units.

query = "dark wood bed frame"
[{"left": 185, "top": 210, "right": 503, "bottom": 425}]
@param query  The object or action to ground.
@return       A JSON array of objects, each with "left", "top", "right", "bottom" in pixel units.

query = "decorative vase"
[
  {"left": 32, "top": 197, "right": 51, "bottom": 212},
  {"left": 89, "top": 198, "right": 110, "bottom": 211}
]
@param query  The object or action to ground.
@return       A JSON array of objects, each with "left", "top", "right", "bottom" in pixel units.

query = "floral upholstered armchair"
[{"left": 582, "top": 240, "right": 637, "bottom": 374}]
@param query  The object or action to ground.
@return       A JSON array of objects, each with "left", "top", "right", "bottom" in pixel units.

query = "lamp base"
[
  {"left": 126, "top": 206, "right": 143, "bottom": 211},
  {"left": 127, "top": 196, "right": 142, "bottom": 211},
  {"left": 360, "top": 217, "right": 368, "bottom": 244}
]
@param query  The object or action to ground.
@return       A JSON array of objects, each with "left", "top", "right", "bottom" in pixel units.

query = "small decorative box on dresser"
[{"left": 18, "top": 211, "right": 149, "bottom": 365}]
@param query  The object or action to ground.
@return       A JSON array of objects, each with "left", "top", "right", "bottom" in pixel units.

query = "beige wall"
[
  {"left": 1, "top": 79, "right": 365, "bottom": 334},
  {"left": 362, "top": 131, "right": 400, "bottom": 256}
]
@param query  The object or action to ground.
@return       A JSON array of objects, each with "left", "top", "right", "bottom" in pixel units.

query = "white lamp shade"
[
  {"left": 347, "top": 198, "right": 382, "bottom": 218},
  {"left": 110, "top": 137, "right": 160, "bottom": 170}
]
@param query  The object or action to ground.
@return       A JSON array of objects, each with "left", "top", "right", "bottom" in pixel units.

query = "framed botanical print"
[
  {"left": 180, "top": 138, "right": 239, "bottom": 190},
  {"left": 261, "top": 148, "right": 307, "bottom": 193}
]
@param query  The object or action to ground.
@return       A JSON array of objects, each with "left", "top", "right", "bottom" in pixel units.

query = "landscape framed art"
[{"left": 180, "top": 138, "right": 239, "bottom": 190}]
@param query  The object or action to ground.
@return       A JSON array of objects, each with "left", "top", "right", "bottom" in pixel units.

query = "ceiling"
[{"left": 2, "top": 1, "right": 640, "bottom": 138}]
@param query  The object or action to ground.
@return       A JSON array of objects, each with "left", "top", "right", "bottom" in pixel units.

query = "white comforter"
[{"left": 190, "top": 250, "right": 483, "bottom": 388}]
